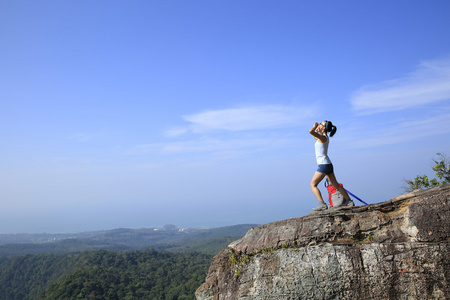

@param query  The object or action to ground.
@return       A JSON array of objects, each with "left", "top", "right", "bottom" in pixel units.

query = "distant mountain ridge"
[
  {"left": 0, "top": 224, "right": 258, "bottom": 258},
  {"left": 0, "top": 224, "right": 200, "bottom": 245}
]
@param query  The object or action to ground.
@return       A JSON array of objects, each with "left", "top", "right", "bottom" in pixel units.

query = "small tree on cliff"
[{"left": 403, "top": 153, "right": 450, "bottom": 192}]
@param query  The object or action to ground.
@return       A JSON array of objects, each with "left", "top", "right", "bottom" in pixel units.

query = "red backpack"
[{"left": 325, "top": 179, "right": 344, "bottom": 207}]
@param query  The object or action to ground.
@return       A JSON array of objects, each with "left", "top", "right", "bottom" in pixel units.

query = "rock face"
[{"left": 196, "top": 184, "right": 450, "bottom": 300}]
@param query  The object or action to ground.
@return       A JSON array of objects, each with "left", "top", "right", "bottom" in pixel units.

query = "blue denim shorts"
[{"left": 317, "top": 164, "right": 334, "bottom": 175}]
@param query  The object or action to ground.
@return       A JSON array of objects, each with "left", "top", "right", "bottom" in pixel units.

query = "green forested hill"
[
  {"left": 0, "top": 250, "right": 211, "bottom": 300},
  {"left": 0, "top": 224, "right": 257, "bottom": 299}
]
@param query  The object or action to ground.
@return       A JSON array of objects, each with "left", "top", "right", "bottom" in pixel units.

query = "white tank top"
[{"left": 315, "top": 135, "right": 332, "bottom": 165}]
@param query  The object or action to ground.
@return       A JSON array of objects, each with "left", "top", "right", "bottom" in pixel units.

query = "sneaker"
[
  {"left": 343, "top": 199, "right": 355, "bottom": 207},
  {"left": 312, "top": 202, "right": 328, "bottom": 211}
]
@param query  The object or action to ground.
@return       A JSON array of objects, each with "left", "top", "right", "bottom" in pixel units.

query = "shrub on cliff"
[{"left": 403, "top": 153, "right": 450, "bottom": 192}]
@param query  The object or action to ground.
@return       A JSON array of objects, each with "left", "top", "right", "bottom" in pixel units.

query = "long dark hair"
[{"left": 325, "top": 120, "right": 337, "bottom": 137}]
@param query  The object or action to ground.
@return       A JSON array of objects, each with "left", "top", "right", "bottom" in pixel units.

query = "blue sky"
[{"left": 1, "top": 1, "right": 450, "bottom": 233}]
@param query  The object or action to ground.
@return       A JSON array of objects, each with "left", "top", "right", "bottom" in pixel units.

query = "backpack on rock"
[{"left": 325, "top": 179, "right": 345, "bottom": 207}]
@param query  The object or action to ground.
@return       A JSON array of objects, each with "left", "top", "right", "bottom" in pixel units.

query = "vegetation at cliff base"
[{"left": 0, "top": 250, "right": 211, "bottom": 300}]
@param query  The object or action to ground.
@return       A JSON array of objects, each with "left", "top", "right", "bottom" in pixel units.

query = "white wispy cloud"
[
  {"left": 351, "top": 57, "right": 450, "bottom": 114},
  {"left": 343, "top": 112, "right": 450, "bottom": 149},
  {"left": 165, "top": 104, "right": 317, "bottom": 136},
  {"left": 132, "top": 104, "right": 316, "bottom": 160},
  {"left": 163, "top": 127, "right": 189, "bottom": 137},
  {"left": 128, "top": 137, "right": 293, "bottom": 156},
  {"left": 162, "top": 138, "right": 292, "bottom": 154}
]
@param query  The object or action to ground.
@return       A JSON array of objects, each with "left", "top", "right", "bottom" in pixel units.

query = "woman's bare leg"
[
  {"left": 310, "top": 171, "right": 326, "bottom": 202},
  {"left": 326, "top": 172, "right": 350, "bottom": 199}
]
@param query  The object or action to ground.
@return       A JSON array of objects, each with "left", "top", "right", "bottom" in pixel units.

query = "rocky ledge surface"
[{"left": 196, "top": 184, "right": 450, "bottom": 300}]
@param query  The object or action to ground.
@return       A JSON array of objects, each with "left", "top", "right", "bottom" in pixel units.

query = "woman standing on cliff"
[{"left": 309, "top": 121, "right": 354, "bottom": 211}]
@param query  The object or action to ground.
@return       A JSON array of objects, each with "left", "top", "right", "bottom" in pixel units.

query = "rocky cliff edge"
[{"left": 196, "top": 184, "right": 450, "bottom": 300}]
